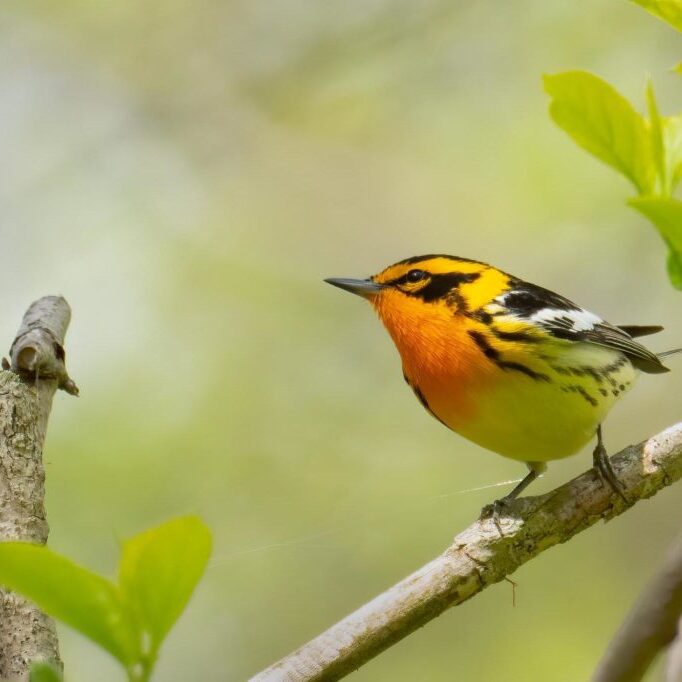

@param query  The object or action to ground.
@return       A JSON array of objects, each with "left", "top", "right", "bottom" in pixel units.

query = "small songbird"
[{"left": 326, "top": 254, "right": 680, "bottom": 507}]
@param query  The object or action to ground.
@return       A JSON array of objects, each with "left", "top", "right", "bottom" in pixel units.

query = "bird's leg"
[
  {"left": 481, "top": 462, "right": 546, "bottom": 530},
  {"left": 592, "top": 424, "right": 628, "bottom": 503}
]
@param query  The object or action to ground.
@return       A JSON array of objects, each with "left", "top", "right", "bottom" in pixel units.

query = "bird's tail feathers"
[{"left": 658, "top": 348, "right": 682, "bottom": 359}]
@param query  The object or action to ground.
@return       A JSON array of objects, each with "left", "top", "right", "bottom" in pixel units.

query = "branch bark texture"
[
  {"left": 251, "top": 422, "right": 682, "bottom": 682},
  {"left": 0, "top": 296, "right": 77, "bottom": 678}
]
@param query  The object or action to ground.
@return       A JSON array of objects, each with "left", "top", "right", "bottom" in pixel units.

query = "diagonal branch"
[
  {"left": 0, "top": 296, "right": 78, "bottom": 678},
  {"left": 251, "top": 422, "right": 682, "bottom": 682}
]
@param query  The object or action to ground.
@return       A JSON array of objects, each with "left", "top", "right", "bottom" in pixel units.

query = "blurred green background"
[{"left": 1, "top": 1, "right": 681, "bottom": 680}]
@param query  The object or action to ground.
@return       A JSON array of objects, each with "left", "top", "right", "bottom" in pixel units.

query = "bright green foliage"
[
  {"left": 646, "top": 80, "right": 667, "bottom": 191},
  {"left": 543, "top": 71, "right": 653, "bottom": 193},
  {"left": 29, "top": 662, "right": 63, "bottom": 682},
  {"left": 663, "top": 114, "right": 682, "bottom": 190},
  {"left": 630, "top": 197, "right": 682, "bottom": 286},
  {"left": 119, "top": 516, "right": 212, "bottom": 659},
  {"left": 636, "top": 0, "right": 682, "bottom": 75},
  {"left": 630, "top": 0, "right": 682, "bottom": 32},
  {"left": 669, "top": 250, "right": 682, "bottom": 286},
  {"left": 544, "top": 70, "right": 682, "bottom": 289},
  {"left": 0, "top": 516, "right": 211, "bottom": 682},
  {"left": 648, "top": 85, "right": 682, "bottom": 196},
  {"left": 0, "top": 543, "right": 140, "bottom": 666}
]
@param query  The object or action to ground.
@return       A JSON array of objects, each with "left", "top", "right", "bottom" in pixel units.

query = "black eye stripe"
[
  {"left": 386, "top": 271, "right": 480, "bottom": 300},
  {"left": 413, "top": 272, "right": 480, "bottom": 302},
  {"left": 388, "top": 272, "right": 424, "bottom": 286}
]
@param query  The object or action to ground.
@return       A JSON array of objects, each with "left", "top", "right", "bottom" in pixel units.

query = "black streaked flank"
[
  {"left": 567, "top": 365, "right": 604, "bottom": 383},
  {"left": 490, "top": 327, "right": 540, "bottom": 343},
  {"left": 498, "top": 361, "right": 549, "bottom": 382},
  {"left": 576, "top": 386, "right": 598, "bottom": 407},
  {"left": 549, "top": 356, "right": 628, "bottom": 385},
  {"left": 580, "top": 367, "right": 603, "bottom": 383},
  {"left": 561, "top": 384, "right": 599, "bottom": 407},
  {"left": 468, "top": 330, "right": 549, "bottom": 381}
]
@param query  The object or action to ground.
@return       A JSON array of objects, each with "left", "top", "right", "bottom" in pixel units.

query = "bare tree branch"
[
  {"left": 251, "top": 422, "right": 682, "bottom": 682},
  {"left": 0, "top": 296, "right": 77, "bottom": 679}
]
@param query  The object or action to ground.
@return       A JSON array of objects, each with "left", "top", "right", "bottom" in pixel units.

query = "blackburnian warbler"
[{"left": 326, "top": 254, "right": 680, "bottom": 506}]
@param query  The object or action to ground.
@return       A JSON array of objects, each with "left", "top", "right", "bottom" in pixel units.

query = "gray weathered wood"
[
  {"left": 0, "top": 296, "right": 77, "bottom": 678},
  {"left": 251, "top": 423, "right": 682, "bottom": 682}
]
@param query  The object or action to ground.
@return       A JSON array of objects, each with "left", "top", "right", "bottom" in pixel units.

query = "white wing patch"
[
  {"left": 490, "top": 281, "right": 668, "bottom": 373},
  {"left": 530, "top": 308, "right": 603, "bottom": 332}
]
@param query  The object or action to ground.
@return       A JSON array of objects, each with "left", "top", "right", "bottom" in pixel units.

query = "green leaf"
[
  {"left": 30, "top": 662, "right": 62, "bottom": 682},
  {"left": 543, "top": 71, "right": 653, "bottom": 193},
  {"left": 645, "top": 84, "right": 682, "bottom": 194},
  {"left": 664, "top": 114, "right": 682, "bottom": 192},
  {"left": 668, "top": 250, "right": 682, "bottom": 288},
  {"left": 0, "top": 543, "right": 140, "bottom": 666},
  {"left": 118, "top": 516, "right": 212, "bottom": 654},
  {"left": 630, "top": 0, "right": 682, "bottom": 33},
  {"left": 646, "top": 80, "right": 667, "bottom": 193},
  {"left": 629, "top": 196, "right": 682, "bottom": 289},
  {"left": 666, "top": 250, "right": 682, "bottom": 288}
]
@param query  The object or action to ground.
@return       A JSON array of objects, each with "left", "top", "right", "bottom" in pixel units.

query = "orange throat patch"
[{"left": 371, "top": 290, "right": 491, "bottom": 422}]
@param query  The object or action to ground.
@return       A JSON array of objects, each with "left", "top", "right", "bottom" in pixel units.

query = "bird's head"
[
  {"left": 325, "top": 255, "right": 508, "bottom": 355},
  {"left": 327, "top": 255, "right": 517, "bottom": 388},
  {"left": 326, "top": 254, "right": 504, "bottom": 312}
]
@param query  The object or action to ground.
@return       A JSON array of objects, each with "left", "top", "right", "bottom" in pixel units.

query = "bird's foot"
[
  {"left": 592, "top": 442, "right": 628, "bottom": 504},
  {"left": 480, "top": 497, "right": 510, "bottom": 535}
]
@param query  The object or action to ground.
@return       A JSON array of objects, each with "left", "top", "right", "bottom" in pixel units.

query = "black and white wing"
[{"left": 497, "top": 280, "right": 669, "bottom": 374}]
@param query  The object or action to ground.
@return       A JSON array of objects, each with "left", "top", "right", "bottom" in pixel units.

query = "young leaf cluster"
[
  {"left": 543, "top": 1, "right": 682, "bottom": 289},
  {"left": 631, "top": 0, "right": 682, "bottom": 34},
  {"left": 0, "top": 516, "right": 212, "bottom": 682}
]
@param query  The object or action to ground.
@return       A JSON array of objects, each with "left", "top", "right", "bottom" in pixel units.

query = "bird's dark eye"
[{"left": 406, "top": 269, "right": 427, "bottom": 283}]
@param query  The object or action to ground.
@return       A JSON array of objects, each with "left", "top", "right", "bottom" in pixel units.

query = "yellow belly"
[{"left": 407, "top": 343, "right": 637, "bottom": 463}]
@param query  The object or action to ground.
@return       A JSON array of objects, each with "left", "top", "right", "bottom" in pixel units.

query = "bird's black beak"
[{"left": 324, "top": 278, "right": 386, "bottom": 299}]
